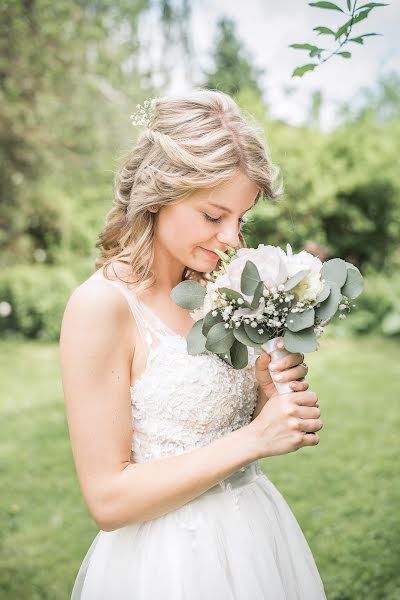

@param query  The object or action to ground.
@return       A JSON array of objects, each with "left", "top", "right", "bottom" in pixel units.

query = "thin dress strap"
[{"left": 90, "top": 268, "right": 158, "bottom": 359}]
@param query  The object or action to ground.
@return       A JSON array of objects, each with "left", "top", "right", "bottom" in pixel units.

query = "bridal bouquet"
[{"left": 171, "top": 243, "right": 363, "bottom": 391}]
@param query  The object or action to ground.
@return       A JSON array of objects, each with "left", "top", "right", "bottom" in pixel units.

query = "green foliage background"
[{"left": 0, "top": 2, "right": 399, "bottom": 598}]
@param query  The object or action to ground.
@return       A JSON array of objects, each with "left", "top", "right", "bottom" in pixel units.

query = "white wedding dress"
[{"left": 71, "top": 268, "right": 327, "bottom": 599}]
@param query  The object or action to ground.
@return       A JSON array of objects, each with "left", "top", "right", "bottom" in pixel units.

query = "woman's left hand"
[{"left": 254, "top": 337, "right": 309, "bottom": 400}]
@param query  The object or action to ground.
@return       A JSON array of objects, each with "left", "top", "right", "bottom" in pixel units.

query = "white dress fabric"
[{"left": 71, "top": 268, "right": 327, "bottom": 599}]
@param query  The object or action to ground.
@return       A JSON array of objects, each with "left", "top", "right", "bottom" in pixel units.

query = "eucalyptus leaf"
[
  {"left": 250, "top": 280, "right": 265, "bottom": 309},
  {"left": 205, "top": 322, "right": 235, "bottom": 354},
  {"left": 316, "top": 281, "right": 330, "bottom": 303},
  {"left": 219, "top": 287, "right": 251, "bottom": 308},
  {"left": 284, "top": 269, "right": 310, "bottom": 291},
  {"left": 284, "top": 327, "right": 318, "bottom": 352},
  {"left": 342, "top": 266, "right": 364, "bottom": 299},
  {"left": 217, "top": 350, "right": 233, "bottom": 366},
  {"left": 170, "top": 280, "right": 206, "bottom": 310},
  {"left": 186, "top": 319, "right": 206, "bottom": 355},
  {"left": 287, "top": 307, "right": 315, "bottom": 332},
  {"left": 321, "top": 258, "right": 348, "bottom": 288},
  {"left": 230, "top": 339, "right": 249, "bottom": 369},
  {"left": 233, "top": 323, "right": 262, "bottom": 348},
  {"left": 241, "top": 260, "right": 262, "bottom": 296},
  {"left": 244, "top": 321, "right": 270, "bottom": 344},
  {"left": 315, "top": 282, "right": 341, "bottom": 320},
  {"left": 202, "top": 309, "right": 224, "bottom": 336}
]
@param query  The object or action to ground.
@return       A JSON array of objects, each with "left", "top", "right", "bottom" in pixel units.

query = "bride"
[{"left": 60, "top": 89, "right": 326, "bottom": 599}]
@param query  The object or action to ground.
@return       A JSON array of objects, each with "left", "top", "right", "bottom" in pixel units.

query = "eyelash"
[{"left": 203, "top": 213, "right": 248, "bottom": 226}]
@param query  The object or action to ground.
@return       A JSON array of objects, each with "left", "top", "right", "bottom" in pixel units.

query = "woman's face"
[{"left": 154, "top": 170, "right": 260, "bottom": 273}]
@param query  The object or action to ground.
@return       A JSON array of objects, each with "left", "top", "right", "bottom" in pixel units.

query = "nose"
[{"left": 216, "top": 224, "right": 241, "bottom": 249}]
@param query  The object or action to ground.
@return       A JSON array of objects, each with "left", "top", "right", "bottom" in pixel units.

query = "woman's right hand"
[{"left": 250, "top": 389, "right": 323, "bottom": 458}]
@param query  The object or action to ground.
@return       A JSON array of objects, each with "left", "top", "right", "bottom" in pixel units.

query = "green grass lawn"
[{"left": 0, "top": 335, "right": 399, "bottom": 599}]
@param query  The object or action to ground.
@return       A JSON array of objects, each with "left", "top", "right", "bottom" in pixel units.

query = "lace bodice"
[{"left": 91, "top": 269, "right": 259, "bottom": 463}]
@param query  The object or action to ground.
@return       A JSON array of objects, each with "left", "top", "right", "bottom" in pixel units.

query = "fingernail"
[
  {"left": 277, "top": 341, "right": 284, "bottom": 349},
  {"left": 269, "top": 362, "right": 278, "bottom": 371},
  {"left": 274, "top": 373, "right": 283, "bottom": 381}
]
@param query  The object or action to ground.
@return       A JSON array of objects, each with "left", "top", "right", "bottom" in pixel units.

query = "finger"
[
  {"left": 289, "top": 380, "right": 309, "bottom": 392},
  {"left": 301, "top": 433, "right": 320, "bottom": 446},
  {"left": 291, "top": 391, "right": 318, "bottom": 406},
  {"left": 272, "top": 364, "right": 307, "bottom": 384},
  {"left": 299, "top": 418, "right": 323, "bottom": 433},
  {"left": 269, "top": 352, "right": 304, "bottom": 373}
]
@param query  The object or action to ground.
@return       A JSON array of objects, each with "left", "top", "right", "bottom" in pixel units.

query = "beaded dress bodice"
[{"left": 91, "top": 269, "right": 259, "bottom": 464}]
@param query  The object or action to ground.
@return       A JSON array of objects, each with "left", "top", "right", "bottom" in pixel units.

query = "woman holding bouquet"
[{"left": 60, "top": 89, "right": 326, "bottom": 599}]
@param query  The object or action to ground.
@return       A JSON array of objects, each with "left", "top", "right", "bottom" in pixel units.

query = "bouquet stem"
[{"left": 259, "top": 337, "right": 293, "bottom": 395}]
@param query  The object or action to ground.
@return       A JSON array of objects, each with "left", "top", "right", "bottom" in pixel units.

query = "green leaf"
[
  {"left": 342, "top": 265, "right": 364, "bottom": 299},
  {"left": 347, "top": 0, "right": 352, "bottom": 10},
  {"left": 186, "top": 319, "right": 206, "bottom": 355},
  {"left": 351, "top": 32, "right": 381, "bottom": 42},
  {"left": 309, "top": 1, "right": 344, "bottom": 11},
  {"left": 287, "top": 307, "right": 315, "bottom": 332},
  {"left": 202, "top": 309, "right": 224, "bottom": 336},
  {"left": 292, "top": 64, "right": 318, "bottom": 77},
  {"left": 233, "top": 323, "right": 262, "bottom": 348},
  {"left": 338, "top": 51, "right": 352, "bottom": 58},
  {"left": 356, "top": 2, "right": 389, "bottom": 9},
  {"left": 240, "top": 260, "right": 262, "bottom": 296},
  {"left": 315, "top": 281, "right": 330, "bottom": 304},
  {"left": 313, "top": 26, "right": 336, "bottom": 35},
  {"left": 335, "top": 9, "right": 371, "bottom": 40},
  {"left": 310, "top": 48, "right": 324, "bottom": 57},
  {"left": 250, "top": 280, "right": 265, "bottom": 309},
  {"left": 205, "top": 322, "right": 235, "bottom": 354},
  {"left": 217, "top": 349, "right": 233, "bottom": 366},
  {"left": 170, "top": 280, "right": 206, "bottom": 310},
  {"left": 348, "top": 36, "right": 365, "bottom": 44},
  {"left": 315, "top": 282, "right": 341, "bottom": 321},
  {"left": 289, "top": 43, "right": 320, "bottom": 51},
  {"left": 284, "top": 269, "right": 310, "bottom": 291},
  {"left": 230, "top": 339, "right": 249, "bottom": 369},
  {"left": 284, "top": 327, "right": 318, "bottom": 352},
  {"left": 244, "top": 322, "right": 270, "bottom": 344},
  {"left": 321, "top": 258, "right": 348, "bottom": 288}
]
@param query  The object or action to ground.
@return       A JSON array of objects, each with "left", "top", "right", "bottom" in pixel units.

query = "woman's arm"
[{"left": 60, "top": 280, "right": 261, "bottom": 533}]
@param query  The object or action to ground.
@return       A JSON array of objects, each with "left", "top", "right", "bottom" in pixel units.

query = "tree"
[{"left": 202, "top": 17, "right": 265, "bottom": 101}]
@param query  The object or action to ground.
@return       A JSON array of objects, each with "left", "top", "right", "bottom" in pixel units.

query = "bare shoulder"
[{"left": 59, "top": 269, "right": 138, "bottom": 527}]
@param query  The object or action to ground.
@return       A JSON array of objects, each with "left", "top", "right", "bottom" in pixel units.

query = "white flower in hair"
[{"left": 130, "top": 97, "right": 157, "bottom": 127}]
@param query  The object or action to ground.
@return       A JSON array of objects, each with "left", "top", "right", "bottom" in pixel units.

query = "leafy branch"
[{"left": 290, "top": 1, "right": 389, "bottom": 77}]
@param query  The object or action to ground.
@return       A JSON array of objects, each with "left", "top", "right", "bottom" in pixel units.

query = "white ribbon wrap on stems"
[{"left": 254, "top": 336, "right": 292, "bottom": 395}]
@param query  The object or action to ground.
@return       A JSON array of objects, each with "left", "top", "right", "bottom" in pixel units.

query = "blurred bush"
[
  {"left": 0, "top": 265, "right": 79, "bottom": 341},
  {"left": 333, "top": 271, "right": 400, "bottom": 337}
]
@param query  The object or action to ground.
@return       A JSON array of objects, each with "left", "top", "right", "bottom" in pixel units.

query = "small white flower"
[
  {"left": 257, "top": 328, "right": 264, "bottom": 334},
  {"left": 212, "top": 310, "right": 218, "bottom": 317},
  {"left": 224, "top": 323, "right": 230, "bottom": 328},
  {"left": 237, "top": 298, "right": 244, "bottom": 305},
  {"left": 250, "top": 321, "right": 258, "bottom": 328}
]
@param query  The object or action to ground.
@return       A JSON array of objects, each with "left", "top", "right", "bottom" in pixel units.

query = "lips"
[{"left": 200, "top": 247, "right": 219, "bottom": 258}]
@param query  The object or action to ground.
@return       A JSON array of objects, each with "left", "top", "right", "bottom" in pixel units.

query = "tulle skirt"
[{"left": 71, "top": 461, "right": 327, "bottom": 599}]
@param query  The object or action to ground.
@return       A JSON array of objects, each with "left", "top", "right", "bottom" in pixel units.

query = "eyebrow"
[{"left": 206, "top": 201, "right": 256, "bottom": 215}]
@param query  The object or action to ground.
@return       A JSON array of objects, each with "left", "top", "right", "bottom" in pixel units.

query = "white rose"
[
  {"left": 284, "top": 246, "right": 324, "bottom": 303},
  {"left": 214, "top": 244, "right": 288, "bottom": 299}
]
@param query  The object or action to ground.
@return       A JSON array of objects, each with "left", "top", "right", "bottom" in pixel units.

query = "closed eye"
[{"left": 203, "top": 213, "right": 248, "bottom": 226}]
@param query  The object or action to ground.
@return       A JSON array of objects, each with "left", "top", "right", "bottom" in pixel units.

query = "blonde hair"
[{"left": 95, "top": 89, "right": 283, "bottom": 293}]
